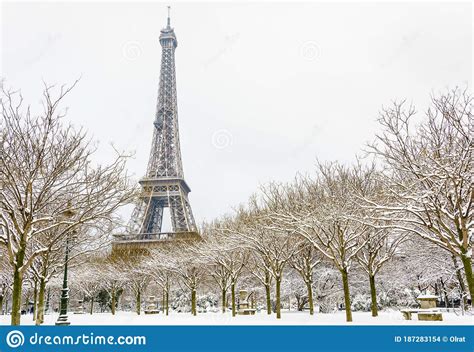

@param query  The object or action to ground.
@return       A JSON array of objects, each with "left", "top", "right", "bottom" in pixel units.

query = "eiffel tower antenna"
[
  {"left": 167, "top": 6, "right": 171, "bottom": 27},
  {"left": 114, "top": 10, "right": 199, "bottom": 250}
]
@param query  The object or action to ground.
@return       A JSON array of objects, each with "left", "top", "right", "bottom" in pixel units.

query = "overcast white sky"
[{"left": 1, "top": 1, "right": 472, "bottom": 227}]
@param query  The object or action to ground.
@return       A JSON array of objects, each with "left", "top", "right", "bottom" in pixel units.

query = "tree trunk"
[
  {"left": 460, "top": 253, "right": 474, "bottom": 308},
  {"left": 136, "top": 289, "right": 141, "bottom": 315},
  {"left": 439, "top": 278, "right": 449, "bottom": 309},
  {"left": 369, "top": 274, "right": 378, "bottom": 317},
  {"left": 111, "top": 288, "right": 116, "bottom": 315},
  {"left": 191, "top": 288, "right": 197, "bottom": 316},
  {"left": 90, "top": 295, "right": 94, "bottom": 315},
  {"left": 11, "top": 261, "right": 24, "bottom": 325},
  {"left": 306, "top": 280, "right": 314, "bottom": 315},
  {"left": 275, "top": 277, "right": 281, "bottom": 319},
  {"left": 263, "top": 283, "right": 270, "bottom": 315},
  {"left": 0, "top": 295, "right": 3, "bottom": 315},
  {"left": 36, "top": 278, "right": 46, "bottom": 325},
  {"left": 341, "top": 269, "right": 352, "bottom": 322},
  {"left": 161, "top": 290, "right": 165, "bottom": 314},
  {"left": 165, "top": 289, "right": 169, "bottom": 316},
  {"left": 231, "top": 282, "right": 236, "bottom": 317},
  {"left": 221, "top": 288, "right": 226, "bottom": 313},
  {"left": 32, "top": 279, "right": 38, "bottom": 321},
  {"left": 264, "top": 270, "right": 271, "bottom": 315},
  {"left": 450, "top": 257, "right": 466, "bottom": 309}
]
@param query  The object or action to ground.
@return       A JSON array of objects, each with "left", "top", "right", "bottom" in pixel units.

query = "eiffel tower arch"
[{"left": 114, "top": 10, "right": 199, "bottom": 250}]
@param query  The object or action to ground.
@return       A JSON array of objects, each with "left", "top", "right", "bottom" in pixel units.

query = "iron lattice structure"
[{"left": 123, "top": 13, "right": 197, "bottom": 243}]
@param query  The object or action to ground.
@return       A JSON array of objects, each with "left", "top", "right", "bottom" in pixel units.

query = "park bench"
[
  {"left": 400, "top": 309, "right": 443, "bottom": 321},
  {"left": 240, "top": 308, "right": 256, "bottom": 315},
  {"left": 401, "top": 292, "right": 443, "bottom": 321}
]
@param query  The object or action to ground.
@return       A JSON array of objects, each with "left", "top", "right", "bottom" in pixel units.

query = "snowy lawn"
[{"left": 2, "top": 310, "right": 472, "bottom": 326}]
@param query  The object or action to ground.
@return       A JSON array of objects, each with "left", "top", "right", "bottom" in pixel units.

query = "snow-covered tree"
[
  {"left": 245, "top": 252, "right": 273, "bottom": 315},
  {"left": 166, "top": 241, "right": 206, "bottom": 316},
  {"left": 147, "top": 247, "right": 175, "bottom": 316},
  {"left": 71, "top": 260, "right": 102, "bottom": 315},
  {"left": 366, "top": 88, "right": 473, "bottom": 306},
  {"left": 199, "top": 223, "right": 231, "bottom": 313},
  {"left": 289, "top": 243, "right": 320, "bottom": 315},
  {"left": 0, "top": 83, "right": 135, "bottom": 325},
  {"left": 28, "top": 221, "right": 113, "bottom": 324},
  {"left": 355, "top": 228, "right": 406, "bottom": 317},
  {"left": 100, "top": 258, "right": 127, "bottom": 315},
  {"left": 123, "top": 256, "right": 151, "bottom": 315},
  {"left": 202, "top": 220, "right": 249, "bottom": 316},
  {"left": 263, "top": 163, "right": 374, "bottom": 321},
  {"left": 206, "top": 259, "right": 231, "bottom": 313},
  {"left": 234, "top": 201, "right": 302, "bottom": 319}
]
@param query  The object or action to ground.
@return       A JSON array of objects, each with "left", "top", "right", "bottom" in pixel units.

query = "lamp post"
[{"left": 55, "top": 206, "right": 76, "bottom": 326}]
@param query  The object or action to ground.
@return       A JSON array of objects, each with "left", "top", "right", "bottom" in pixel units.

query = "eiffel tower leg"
[
  {"left": 141, "top": 198, "right": 164, "bottom": 238},
  {"left": 129, "top": 199, "right": 147, "bottom": 235},
  {"left": 182, "top": 196, "right": 196, "bottom": 232},
  {"left": 169, "top": 194, "right": 195, "bottom": 232}
]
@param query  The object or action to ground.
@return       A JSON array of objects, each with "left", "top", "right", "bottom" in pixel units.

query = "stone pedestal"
[
  {"left": 238, "top": 290, "right": 256, "bottom": 315},
  {"left": 239, "top": 290, "right": 249, "bottom": 310},
  {"left": 416, "top": 292, "right": 442, "bottom": 321},
  {"left": 144, "top": 295, "right": 160, "bottom": 314},
  {"left": 74, "top": 300, "right": 85, "bottom": 314},
  {"left": 417, "top": 293, "right": 438, "bottom": 309}
]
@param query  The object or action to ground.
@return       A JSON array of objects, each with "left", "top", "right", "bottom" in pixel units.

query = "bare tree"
[
  {"left": 366, "top": 88, "right": 473, "bottom": 306},
  {"left": 123, "top": 257, "right": 151, "bottom": 315},
  {"left": 246, "top": 253, "right": 273, "bottom": 315},
  {"left": 289, "top": 243, "right": 320, "bottom": 315},
  {"left": 356, "top": 228, "right": 406, "bottom": 317},
  {"left": 147, "top": 248, "right": 175, "bottom": 316},
  {"left": 28, "top": 249, "right": 60, "bottom": 324},
  {"left": 0, "top": 82, "right": 136, "bottom": 325},
  {"left": 28, "top": 224, "right": 110, "bottom": 324},
  {"left": 202, "top": 220, "right": 249, "bottom": 316},
  {"left": 199, "top": 223, "right": 231, "bottom": 313},
  {"left": 207, "top": 260, "right": 231, "bottom": 313},
  {"left": 100, "top": 257, "right": 127, "bottom": 315},
  {"left": 71, "top": 261, "right": 102, "bottom": 315},
  {"left": 166, "top": 241, "right": 206, "bottom": 316},
  {"left": 234, "top": 201, "right": 301, "bottom": 319},
  {"left": 264, "top": 163, "right": 373, "bottom": 322}
]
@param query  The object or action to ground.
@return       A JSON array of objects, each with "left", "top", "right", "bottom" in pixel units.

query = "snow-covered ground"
[{"left": 2, "top": 310, "right": 472, "bottom": 326}]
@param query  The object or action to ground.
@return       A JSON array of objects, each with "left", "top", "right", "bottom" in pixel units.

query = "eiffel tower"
[{"left": 115, "top": 9, "right": 198, "bottom": 248}]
